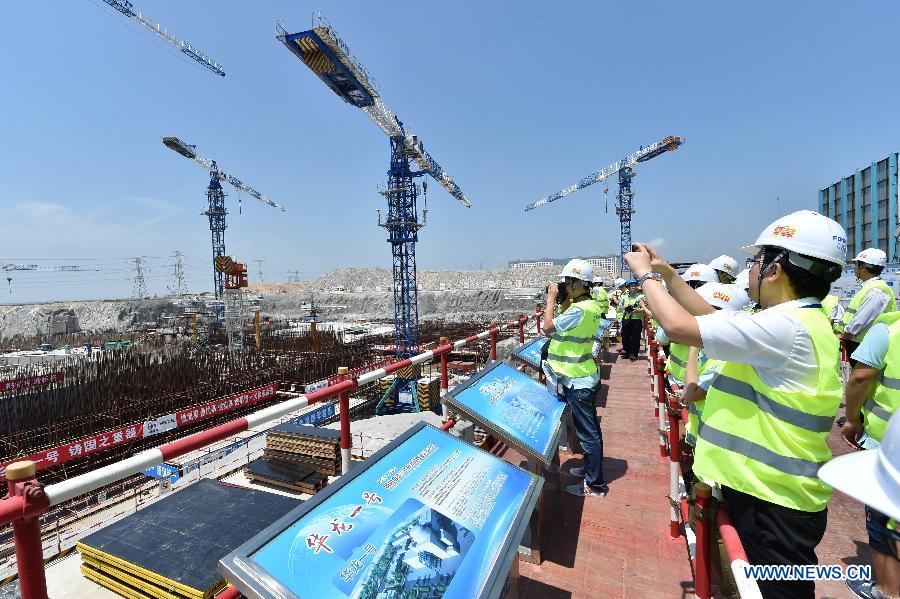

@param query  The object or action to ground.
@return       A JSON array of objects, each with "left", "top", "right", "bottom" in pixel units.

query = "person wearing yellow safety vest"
[
  {"left": 591, "top": 276, "right": 611, "bottom": 359},
  {"left": 619, "top": 278, "right": 645, "bottom": 361},
  {"left": 625, "top": 210, "right": 847, "bottom": 599},
  {"left": 681, "top": 282, "right": 753, "bottom": 449},
  {"left": 610, "top": 277, "right": 627, "bottom": 354},
  {"left": 709, "top": 254, "right": 738, "bottom": 284},
  {"left": 821, "top": 293, "right": 845, "bottom": 330},
  {"left": 543, "top": 259, "right": 608, "bottom": 498},
  {"left": 822, "top": 412, "right": 900, "bottom": 599},
  {"left": 840, "top": 311, "right": 900, "bottom": 599},
  {"left": 658, "top": 264, "right": 719, "bottom": 386},
  {"left": 839, "top": 248, "right": 895, "bottom": 366}
]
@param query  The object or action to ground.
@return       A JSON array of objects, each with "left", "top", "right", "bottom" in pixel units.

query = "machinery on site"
[
  {"left": 277, "top": 13, "right": 472, "bottom": 412},
  {"left": 525, "top": 136, "right": 683, "bottom": 272},
  {"left": 162, "top": 137, "right": 284, "bottom": 314},
  {"left": 96, "top": 0, "right": 225, "bottom": 76}
]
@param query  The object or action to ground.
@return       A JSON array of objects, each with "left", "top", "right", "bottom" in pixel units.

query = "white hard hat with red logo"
[
  {"left": 819, "top": 411, "right": 900, "bottom": 521},
  {"left": 557, "top": 258, "right": 595, "bottom": 283},
  {"left": 708, "top": 255, "right": 738, "bottom": 277},
  {"left": 696, "top": 282, "right": 752, "bottom": 311},
  {"left": 854, "top": 248, "right": 888, "bottom": 267},
  {"left": 681, "top": 263, "right": 718, "bottom": 284},
  {"left": 614, "top": 277, "right": 626, "bottom": 288},
  {"left": 734, "top": 268, "right": 751, "bottom": 291},
  {"left": 740, "top": 210, "right": 847, "bottom": 268}
]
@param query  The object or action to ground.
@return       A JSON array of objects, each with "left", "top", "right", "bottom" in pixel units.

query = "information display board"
[
  {"left": 444, "top": 361, "right": 565, "bottom": 466},
  {"left": 512, "top": 337, "right": 547, "bottom": 370},
  {"left": 220, "top": 423, "right": 541, "bottom": 599}
]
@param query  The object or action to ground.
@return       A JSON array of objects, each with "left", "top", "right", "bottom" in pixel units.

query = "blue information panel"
[
  {"left": 220, "top": 423, "right": 541, "bottom": 599},
  {"left": 444, "top": 361, "right": 565, "bottom": 465},
  {"left": 513, "top": 337, "right": 546, "bottom": 370}
]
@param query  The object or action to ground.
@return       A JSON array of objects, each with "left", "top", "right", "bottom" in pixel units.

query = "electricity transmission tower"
[
  {"left": 132, "top": 257, "right": 148, "bottom": 299},
  {"left": 169, "top": 251, "right": 187, "bottom": 296},
  {"left": 253, "top": 259, "right": 265, "bottom": 283}
]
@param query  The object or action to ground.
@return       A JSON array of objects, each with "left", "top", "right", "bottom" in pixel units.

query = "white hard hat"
[
  {"left": 614, "top": 277, "right": 626, "bottom": 288},
  {"left": 695, "top": 282, "right": 752, "bottom": 311},
  {"left": 708, "top": 255, "right": 738, "bottom": 277},
  {"left": 734, "top": 268, "right": 751, "bottom": 290},
  {"left": 740, "top": 210, "right": 847, "bottom": 267},
  {"left": 593, "top": 275, "right": 604, "bottom": 285},
  {"left": 854, "top": 248, "right": 888, "bottom": 267},
  {"left": 681, "top": 263, "right": 718, "bottom": 284},
  {"left": 819, "top": 411, "right": 900, "bottom": 521},
  {"left": 557, "top": 258, "right": 594, "bottom": 283}
]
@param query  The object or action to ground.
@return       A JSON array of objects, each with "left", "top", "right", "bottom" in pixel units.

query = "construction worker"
[
  {"left": 709, "top": 254, "right": 738, "bottom": 284},
  {"left": 625, "top": 210, "right": 846, "bottom": 599},
  {"left": 611, "top": 277, "right": 627, "bottom": 354},
  {"left": 543, "top": 259, "right": 608, "bottom": 498},
  {"left": 839, "top": 248, "right": 895, "bottom": 364},
  {"left": 682, "top": 283, "right": 753, "bottom": 448},
  {"left": 681, "top": 263, "right": 719, "bottom": 289},
  {"left": 821, "top": 292, "right": 845, "bottom": 329},
  {"left": 619, "top": 278, "right": 644, "bottom": 361},
  {"left": 821, "top": 412, "right": 900, "bottom": 599},
  {"left": 591, "top": 275, "right": 611, "bottom": 316},
  {"left": 591, "top": 276, "right": 611, "bottom": 359},
  {"left": 840, "top": 311, "right": 900, "bottom": 598},
  {"left": 658, "top": 266, "right": 719, "bottom": 387}
]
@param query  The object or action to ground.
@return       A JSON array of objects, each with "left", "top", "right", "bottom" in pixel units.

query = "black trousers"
[
  {"left": 722, "top": 486, "right": 827, "bottom": 599},
  {"left": 621, "top": 318, "right": 643, "bottom": 357},
  {"left": 844, "top": 339, "right": 860, "bottom": 367}
]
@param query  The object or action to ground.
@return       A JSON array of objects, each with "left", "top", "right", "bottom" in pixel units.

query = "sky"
[{"left": 2, "top": 1, "right": 899, "bottom": 303}]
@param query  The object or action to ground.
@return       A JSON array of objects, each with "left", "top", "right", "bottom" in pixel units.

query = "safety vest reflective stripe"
[
  {"left": 548, "top": 333, "right": 594, "bottom": 343},
  {"left": 878, "top": 373, "right": 900, "bottom": 390},
  {"left": 863, "top": 397, "right": 893, "bottom": 422},
  {"left": 710, "top": 374, "right": 835, "bottom": 433},
  {"left": 668, "top": 354, "right": 687, "bottom": 368},
  {"left": 545, "top": 352, "right": 595, "bottom": 364},
  {"left": 696, "top": 421, "right": 825, "bottom": 479}
]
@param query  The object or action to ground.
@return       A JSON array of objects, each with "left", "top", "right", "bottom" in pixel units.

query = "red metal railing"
[{"left": 0, "top": 310, "right": 543, "bottom": 598}]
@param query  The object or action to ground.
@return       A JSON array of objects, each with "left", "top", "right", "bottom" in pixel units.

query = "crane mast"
[{"left": 162, "top": 137, "right": 284, "bottom": 308}]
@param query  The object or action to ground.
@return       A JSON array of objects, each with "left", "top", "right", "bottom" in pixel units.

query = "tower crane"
[
  {"left": 525, "top": 136, "right": 683, "bottom": 272},
  {"left": 277, "top": 13, "right": 471, "bottom": 363},
  {"left": 96, "top": 0, "right": 225, "bottom": 77},
  {"left": 162, "top": 137, "right": 284, "bottom": 308}
]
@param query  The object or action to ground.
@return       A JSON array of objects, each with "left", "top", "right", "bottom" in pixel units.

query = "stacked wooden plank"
[{"left": 244, "top": 423, "right": 341, "bottom": 494}]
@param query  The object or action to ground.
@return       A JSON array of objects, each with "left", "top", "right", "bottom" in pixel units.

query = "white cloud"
[{"left": 648, "top": 237, "right": 666, "bottom": 248}]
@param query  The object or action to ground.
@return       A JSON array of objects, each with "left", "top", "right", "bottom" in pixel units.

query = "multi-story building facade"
[{"left": 819, "top": 153, "right": 898, "bottom": 260}]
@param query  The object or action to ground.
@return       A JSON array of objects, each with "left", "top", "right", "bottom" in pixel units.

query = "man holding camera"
[{"left": 544, "top": 259, "right": 608, "bottom": 497}]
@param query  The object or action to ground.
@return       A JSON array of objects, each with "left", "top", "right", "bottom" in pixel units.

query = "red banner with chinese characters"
[
  {"left": 0, "top": 371, "right": 64, "bottom": 392},
  {"left": 0, "top": 423, "right": 143, "bottom": 480},
  {"left": 175, "top": 383, "right": 278, "bottom": 427}
]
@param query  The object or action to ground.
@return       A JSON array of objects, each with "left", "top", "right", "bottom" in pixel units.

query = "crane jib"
[{"left": 524, "top": 136, "right": 683, "bottom": 212}]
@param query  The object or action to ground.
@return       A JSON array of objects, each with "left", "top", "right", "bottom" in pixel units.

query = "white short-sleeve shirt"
[{"left": 696, "top": 297, "right": 823, "bottom": 394}]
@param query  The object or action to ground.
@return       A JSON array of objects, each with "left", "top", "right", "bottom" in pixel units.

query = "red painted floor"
[{"left": 513, "top": 348, "right": 870, "bottom": 599}]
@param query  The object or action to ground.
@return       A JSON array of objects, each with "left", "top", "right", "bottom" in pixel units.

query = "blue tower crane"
[
  {"left": 277, "top": 15, "right": 471, "bottom": 360},
  {"left": 525, "top": 136, "right": 683, "bottom": 273},
  {"left": 162, "top": 137, "right": 285, "bottom": 312}
]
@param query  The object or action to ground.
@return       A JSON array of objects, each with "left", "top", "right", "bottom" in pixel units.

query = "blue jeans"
[{"left": 564, "top": 385, "right": 607, "bottom": 492}]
